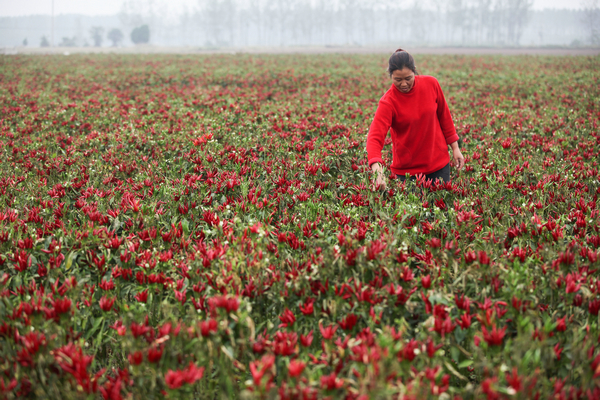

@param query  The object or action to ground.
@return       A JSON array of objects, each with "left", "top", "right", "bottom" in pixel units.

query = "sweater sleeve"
[
  {"left": 366, "top": 100, "right": 393, "bottom": 167},
  {"left": 434, "top": 79, "right": 459, "bottom": 145}
]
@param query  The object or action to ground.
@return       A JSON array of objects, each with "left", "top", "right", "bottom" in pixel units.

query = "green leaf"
[
  {"left": 450, "top": 346, "right": 460, "bottom": 363},
  {"left": 458, "top": 360, "right": 473, "bottom": 369},
  {"left": 65, "top": 252, "right": 78, "bottom": 271},
  {"left": 85, "top": 317, "right": 104, "bottom": 340},
  {"left": 454, "top": 327, "right": 467, "bottom": 344},
  {"left": 181, "top": 218, "right": 190, "bottom": 234},
  {"left": 95, "top": 330, "right": 104, "bottom": 351},
  {"left": 43, "top": 236, "right": 53, "bottom": 251}
]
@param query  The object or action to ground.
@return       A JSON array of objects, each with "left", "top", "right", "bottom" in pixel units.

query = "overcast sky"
[{"left": 0, "top": 0, "right": 581, "bottom": 17}]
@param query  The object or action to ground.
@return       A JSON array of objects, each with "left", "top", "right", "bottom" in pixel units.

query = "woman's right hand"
[{"left": 371, "top": 163, "right": 387, "bottom": 191}]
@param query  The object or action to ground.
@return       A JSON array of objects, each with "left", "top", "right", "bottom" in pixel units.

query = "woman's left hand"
[{"left": 452, "top": 147, "right": 465, "bottom": 171}]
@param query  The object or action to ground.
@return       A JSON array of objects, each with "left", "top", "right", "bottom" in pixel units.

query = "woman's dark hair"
[{"left": 388, "top": 48, "right": 418, "bottom": 77}]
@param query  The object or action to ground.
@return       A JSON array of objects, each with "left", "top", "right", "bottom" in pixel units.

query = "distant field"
[
  {"left": 3, "top": 45, "right": 600, "bottom": 56},
  {"left": 0, "top": 53, "right": 599, "bottom": 398}
]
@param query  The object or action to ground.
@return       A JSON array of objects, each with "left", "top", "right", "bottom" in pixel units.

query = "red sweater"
[{"left": 366, "top": 75, "right": 459, "bottom": 176}]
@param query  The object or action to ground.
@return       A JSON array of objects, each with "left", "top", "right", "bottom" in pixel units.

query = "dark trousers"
[{"left": 396, "top": 163, "right": 450, "bottom": 184}]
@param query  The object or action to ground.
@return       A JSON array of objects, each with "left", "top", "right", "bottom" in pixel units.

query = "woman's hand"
[
  {"left": 450, "top": 142, "right": 465, "bottom": 171},
  {"left": 371, "top": 163, "right": 387, "bottom": 191}
]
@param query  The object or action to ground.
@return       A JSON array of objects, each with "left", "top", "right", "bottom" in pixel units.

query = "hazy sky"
[{"left": 0, "top": 0, "right": 581, "bottom": 17}]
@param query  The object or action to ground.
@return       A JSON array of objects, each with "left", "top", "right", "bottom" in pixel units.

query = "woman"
[{"left": 366, "top": 49, "right": 464, "bottom": 190}]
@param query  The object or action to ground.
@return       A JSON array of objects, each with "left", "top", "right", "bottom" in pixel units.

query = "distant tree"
[
  {"left": 409, "top": 0, "right": 428, "bottom": 45},
  {"left": 131, "top": 25, "right": 150, "bottom": 44},
  {"left": 312, "top": 1, "right": 334, "bottom": 46},
  {"left": 22, "top": 38, "right": 27, "bottom": 46},
  {"left": 245, "top": 0, "right": 266, "bottom": 46},
  {"left": 119, "top": 0, "right": 144, "bottom": 29},
  {"left": 59, "top": 36, "right": 77, "bottom": 47},
  {"left": 582, "top": 0, "right": 600, "bottom": 45},
  {"left": 505, "top": 0, "right": 533, "bottom": 45},
  {"left": 340, "top": 0, "right": 359, "bottom": 45},
  {"left": 447, "top": 0, "right": 464, "bottom": 43},
  {"left": 198, "top": 0, "right": 234, "bottom": 46},
  {"left": 107, "top": 28, "right": 124, "bottom": 46},
  {"left": 293, "top": 0, "right": 315, "bottom": 45},
  {"left": 40, "top": 36, "right": 50, "bottom": 47},
  {"left": 179, "top": 7, "right": 194, "bottom": 46},
  {"left": 474, "top": 0, "right": 493, "bottom": 45},
  {"left": 90, "top": 26, "right": 104, "bottom": 47}
]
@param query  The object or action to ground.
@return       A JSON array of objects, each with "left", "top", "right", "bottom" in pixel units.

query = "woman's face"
[{"left": 391, "top": 67, "right": 415, "bottom": 93}]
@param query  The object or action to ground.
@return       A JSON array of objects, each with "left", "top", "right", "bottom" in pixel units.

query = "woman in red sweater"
[{"left": 367, "top": 49, "right": 464, "bottom": 190}]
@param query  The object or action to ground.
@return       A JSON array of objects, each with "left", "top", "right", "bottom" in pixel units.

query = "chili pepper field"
[{"left": 0, "top": 53, "right": 599, "bottom": 399}]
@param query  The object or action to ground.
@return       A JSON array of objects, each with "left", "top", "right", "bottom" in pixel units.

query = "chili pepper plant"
[{"left": 0, "top": 53, "right": 599, "bottom": 399}]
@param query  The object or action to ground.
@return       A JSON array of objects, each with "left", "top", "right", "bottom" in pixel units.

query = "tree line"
[
  {"left": 7, "top": 0, "right": 597, "bottom": 48},
  {"left": 39, "top": 25, "right": 149, "bottom": 48},
  {"left": 116, "top": 0, "right": 598, "bottom": 47}
]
